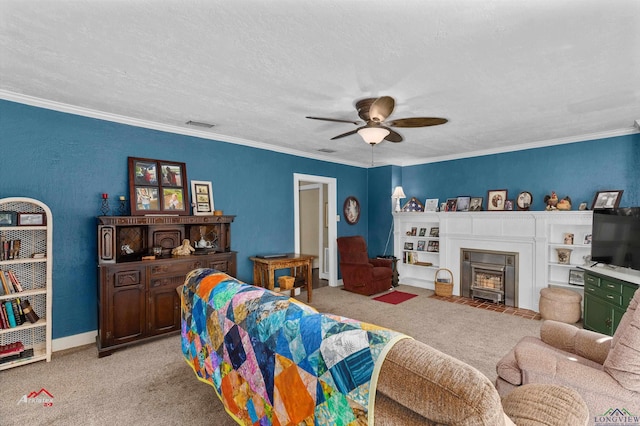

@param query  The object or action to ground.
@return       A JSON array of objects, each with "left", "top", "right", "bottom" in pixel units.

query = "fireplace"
[{"left": 461, "top": 249, "right": 518, "bottom": 307}]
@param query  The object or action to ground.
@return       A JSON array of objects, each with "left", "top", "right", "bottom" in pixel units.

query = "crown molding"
[
  {"left": 0, "top": 90, "right": 367, "bottom": 168},
  {"left": 400, "top": 127, "right": 639, "bottom": 166},
  {"left": 2, "top": 90, "right": 636, "bottom": 170}
]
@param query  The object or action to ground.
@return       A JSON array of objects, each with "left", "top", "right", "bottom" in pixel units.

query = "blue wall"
[
  {"left": 1, "top": 99, "right": 638, "bottom": 341},
  {"left": 364, "top": 135, "right": 640, "bottom": 275},
  {"left": 399, "top": 135, "right": 640, "bottom": 210},
  {"left": 0, "top": 100, "right": 368, "bottom": 339}
]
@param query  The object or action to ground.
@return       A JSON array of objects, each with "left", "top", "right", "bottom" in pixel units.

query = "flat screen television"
[{"left": 591, "top": 207, "right": 640, "bottom": 271}]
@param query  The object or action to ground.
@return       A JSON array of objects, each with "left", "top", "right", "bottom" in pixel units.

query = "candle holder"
[
  {"left": 100, "top": 194, "right": 110, "bottom": 216},
  {"left": 118, "top": 197, "right": 127, "bottom": 216}
]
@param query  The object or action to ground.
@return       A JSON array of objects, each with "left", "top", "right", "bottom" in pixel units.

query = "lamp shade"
[
  {"left": 391, "top": 186, "right": 406, "bottom": 199},
  {"left": 357, "top": 127, "right": 390, "bottom": 145}
]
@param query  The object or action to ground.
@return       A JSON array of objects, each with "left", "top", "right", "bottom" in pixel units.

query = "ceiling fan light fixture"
[{"left": 357, "top": 127, "right": 390, "bottom": 145}]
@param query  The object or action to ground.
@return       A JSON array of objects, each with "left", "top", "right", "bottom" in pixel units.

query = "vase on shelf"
[{"left": 556, "top": 248, "right": 573, "bottom": 265}]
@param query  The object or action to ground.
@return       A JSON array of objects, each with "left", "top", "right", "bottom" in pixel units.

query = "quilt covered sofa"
[{"left": 180, "top": 269, "right": 589, "bottom": 425}]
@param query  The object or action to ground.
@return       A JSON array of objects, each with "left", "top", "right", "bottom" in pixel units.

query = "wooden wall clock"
[{"left": 343, "top": 196, "right": 360, "bottom": 225}]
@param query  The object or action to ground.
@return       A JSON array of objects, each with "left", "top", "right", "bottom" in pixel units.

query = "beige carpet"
[{"left": 0, "top": 285, "right": 541, "bottom": 425}]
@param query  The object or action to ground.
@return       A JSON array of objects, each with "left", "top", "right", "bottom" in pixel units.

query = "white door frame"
[
  {"left": 294, "top": 173, "right": 338, "bottom": 287},
  {"left": 299, "top": 183, "right": 328, "bottom": 280}
]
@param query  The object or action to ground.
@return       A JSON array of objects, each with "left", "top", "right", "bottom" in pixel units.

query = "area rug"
[{"left": 373, "top": 290, "right": 418, "bottom": 305}]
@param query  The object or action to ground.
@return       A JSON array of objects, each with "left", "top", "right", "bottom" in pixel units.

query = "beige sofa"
[{"left": 496, "top": 288, "right": 640, "bottom": 421}]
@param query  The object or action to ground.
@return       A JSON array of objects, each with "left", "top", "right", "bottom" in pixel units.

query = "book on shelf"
[
  {"left": 15, "top": 297, "right": 26, "bottom": 323},
  {"left": 0, "top": 270, "right": 12, "bottom": 295},
  {"left": 0, "top": 341, "right": 24, "bottom": 358},
  {"left": 10, "top": 299, "right": 23, "bottom": 326},
  {"left": 0, "top": 347, "right": 33, "bottom": 364},
  {"left": 7, "top": 270, "right": 24, "bottom": 292},
  {"left": 20, "top": 299, "right": 39, "bottom": 323},
  {"left": 0, "top": 304, "right": 8, "bottom": 329},
  {"left": 0, "top": 299, "right": 29, "bottom": 328},
  {"left": 4, "top": 301, "right": 16, "bottom": 327},
  {"left": 0, "top": 239, "right": 20, "bottom": 261}
]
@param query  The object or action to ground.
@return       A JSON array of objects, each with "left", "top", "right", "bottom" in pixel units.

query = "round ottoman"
[{"left": 539, "top": 287, "right": 582, "bottom": 323}]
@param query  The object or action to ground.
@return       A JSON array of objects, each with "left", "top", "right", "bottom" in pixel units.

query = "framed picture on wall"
[
  {"left": 128, "top": 157, "right": 188, "bottom": 215},
  {"left": 191, "top": 180, "right": 215, "bottom": 216}
]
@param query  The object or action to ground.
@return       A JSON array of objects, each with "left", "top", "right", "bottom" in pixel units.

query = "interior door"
[{"left": 294, "top": 174, "right": 337, "bottom": 286}]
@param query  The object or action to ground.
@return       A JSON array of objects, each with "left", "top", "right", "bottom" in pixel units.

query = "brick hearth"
[{"left": 429, "top": 294, "right": 542, "bottom": 320}]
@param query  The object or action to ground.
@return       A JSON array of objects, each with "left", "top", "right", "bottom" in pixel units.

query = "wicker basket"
[
  {"left": 278, "top": 275, "right": 295, "bottom": 290},
  {"left": 434, "top": 268, "right": 454, "bottom": 297}
]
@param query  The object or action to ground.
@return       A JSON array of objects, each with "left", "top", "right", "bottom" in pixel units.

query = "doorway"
[{"left": 293, "top": 173, "right": 338, "bottom": 287}]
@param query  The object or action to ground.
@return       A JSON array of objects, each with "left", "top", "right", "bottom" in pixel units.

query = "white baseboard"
[{"left": 52, "top": 330, "right": 97, "bottom": 352}]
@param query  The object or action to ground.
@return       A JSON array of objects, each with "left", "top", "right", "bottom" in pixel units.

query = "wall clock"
[
  {"left": 343, "top": 196, "right": 360, "bottom": 225},
  {"left": 517, "top": 191, "right": 533, "bottom": 211}
]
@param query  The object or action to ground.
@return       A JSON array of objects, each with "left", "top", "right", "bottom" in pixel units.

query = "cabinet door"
[
  {"left": 107, "top": 269, "right": 146, "bottom": 346},
  {"left": 584, "top": 294, "right": 614, "bottom": 335},
  {"left": 148, "top": 276, "right": 182, "bottom": 335},
  {"left": 149, "top": 277, "right": 184, "bottom": 335}
]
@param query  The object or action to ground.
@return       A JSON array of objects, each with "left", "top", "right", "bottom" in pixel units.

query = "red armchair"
[{"left": 337, "top": 236, "right": 393, "bottom": 296}]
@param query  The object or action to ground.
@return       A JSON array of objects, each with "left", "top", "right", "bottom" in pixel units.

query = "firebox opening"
[{"left": 461, "top": 249, "right": 519, "bottom": 307}]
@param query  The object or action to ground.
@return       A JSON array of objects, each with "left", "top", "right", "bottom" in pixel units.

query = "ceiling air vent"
[{"left": 185, "top": 120, "right": 215, "bottom": 128}]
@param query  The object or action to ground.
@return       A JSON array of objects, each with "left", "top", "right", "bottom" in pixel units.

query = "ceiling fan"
[{"left": 306, "top": 96, "right": 448, "bottom": 145}]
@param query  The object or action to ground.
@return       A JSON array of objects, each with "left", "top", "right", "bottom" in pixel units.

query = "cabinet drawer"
[
  {"left": 150, "top": 275, "right": 185, "bottom": 289},
  {"left": 114, "top": 270, "right": 142, "bottom": 287},
  {"left": 210, "top": 260, "right": 228, "bottom": 272},
  {"left": 586, "top": 284, "right": 623, "bottom": 306},
  {"left": 584, "top": 273, "right": 600, "bottom": 287},
  {"left": 600, "top": 279, "right": 623, "bottom": 294},
  {"left": 149, "top": 260, "right": 207, "bottom": 276}
]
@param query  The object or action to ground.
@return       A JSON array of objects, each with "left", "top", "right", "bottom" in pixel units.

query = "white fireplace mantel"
[{"left": 394, "top": 211, "right": 593, "bottom": 311}]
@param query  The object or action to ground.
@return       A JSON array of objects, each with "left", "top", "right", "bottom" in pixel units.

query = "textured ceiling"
[{"left": 1, "top": 0, "right": 639, "bottom": 167}]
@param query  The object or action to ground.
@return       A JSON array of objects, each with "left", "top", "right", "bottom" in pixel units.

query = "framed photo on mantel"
[
  {"left": 128, "top": 157, "right": 189, "bottom": 216},
  {"left": 191, "top": 180, "right": 215, "bottom": 216}
]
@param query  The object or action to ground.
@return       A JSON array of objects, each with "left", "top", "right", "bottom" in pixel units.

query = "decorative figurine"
[
  {"left": 544, "top": 191, "right": 559, "bottom": 210},
  {"left": 544, "top": 192, "right": 571, "bottom": 211},
  {"left": 556, "top": 196, "right": 572, "bottom": 210},
  {"left": 172, "top": 239, "right": 195, "bottom": 256}
]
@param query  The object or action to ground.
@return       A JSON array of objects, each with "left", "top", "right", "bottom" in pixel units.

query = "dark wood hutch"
[{"left": 96, "top": 215, "right": 236, "bottom": 357}]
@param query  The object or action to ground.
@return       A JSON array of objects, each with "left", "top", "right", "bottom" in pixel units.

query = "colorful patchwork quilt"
[{"left": 180, "top": 268, "right": 408, "bottom": 425}]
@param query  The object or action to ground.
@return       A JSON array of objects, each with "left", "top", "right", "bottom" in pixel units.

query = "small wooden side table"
[{"left": 250, "top": 254, "right": 315, "bottom": 303}]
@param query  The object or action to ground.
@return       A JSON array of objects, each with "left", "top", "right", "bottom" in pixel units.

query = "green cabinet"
[{"left": 583, "top": 269, "right": 638, "bottom": 336}]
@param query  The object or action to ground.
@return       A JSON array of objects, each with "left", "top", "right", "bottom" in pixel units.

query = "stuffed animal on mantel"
[
  {"left": 172, "top": 239, "right": 195, "bottom": 256},
  {"left": 544, "top": 191, "right": 572, "bottom": 210}
]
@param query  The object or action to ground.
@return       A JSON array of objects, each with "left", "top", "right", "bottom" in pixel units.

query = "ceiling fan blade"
[
  {"left": 369, "top": 96, "right": 395, "bottom": 123},
  {"left": 384, "top": 128, "right": 403, "bottom": 143},
  {"left": 306, "top": 116, "right": 360, "bottom": 125},
  {"left": 386, "top": 117, "right": 448, "bottom": 128},
  {"left": 330, "top": 128, "right": 360, "bottom": 140}
]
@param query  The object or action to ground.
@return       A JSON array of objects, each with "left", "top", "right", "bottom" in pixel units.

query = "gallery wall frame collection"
[{"left": 397, "top": 189, "right": 623, "bottom": 213}]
